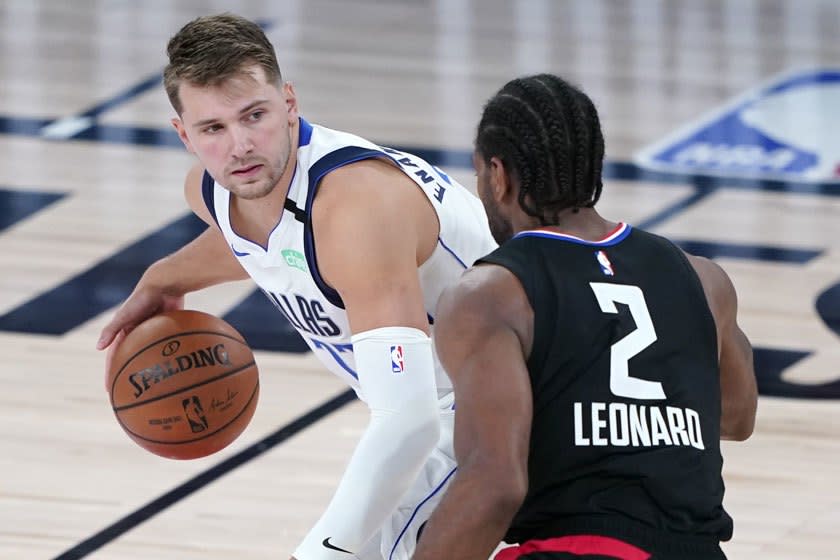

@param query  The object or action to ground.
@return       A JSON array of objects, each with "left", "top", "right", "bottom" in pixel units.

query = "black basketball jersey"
[{"left": 478, "top": 223, "right": 733, "bottom": 550}]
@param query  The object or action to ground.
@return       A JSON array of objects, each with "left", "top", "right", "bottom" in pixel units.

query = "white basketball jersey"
[{"left": 202, "top": 118, "right": 497, "bottom": 403}]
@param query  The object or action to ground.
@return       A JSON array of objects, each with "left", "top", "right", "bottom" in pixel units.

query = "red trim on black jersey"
[
  {"left": 521, "top": 222, "right": 628, "bottom": 244},
  {"left": 495, "top": 535, "right": 651, "bottom": 560}
]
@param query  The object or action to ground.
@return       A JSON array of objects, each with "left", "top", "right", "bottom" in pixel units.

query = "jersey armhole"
[{"left": 200, "top": 170, "right": 219, "bottom": 226}]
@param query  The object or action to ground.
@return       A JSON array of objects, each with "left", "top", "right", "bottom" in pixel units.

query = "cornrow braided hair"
[{"left": 476, "top": 74, "right": 605, "bottom": 224}]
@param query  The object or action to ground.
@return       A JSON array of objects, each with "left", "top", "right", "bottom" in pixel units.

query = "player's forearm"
[
  {"left": 294, "top": 404, "right": 440, "bottom": 559},
  {"left": 142, "top": 227, "right": 248, "bottom": 295},
  {"left": 412, "top": 466, "right": 524, "bottom": 560},
  {"left": 293, "top": 326, "right": 441, "bottom": 559}
]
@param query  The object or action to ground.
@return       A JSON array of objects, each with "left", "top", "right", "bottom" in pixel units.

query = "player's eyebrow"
[{"left": 192, "top": 100, "right": 269, "bottom": 128}]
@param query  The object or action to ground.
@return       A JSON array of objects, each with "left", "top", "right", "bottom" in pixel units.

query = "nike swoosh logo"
[
  {"left": 230, "top": 245, "right": 250, "bottom": 257},
  {"left": 322, "top": 537, "right": 353, "bottom": 554}
]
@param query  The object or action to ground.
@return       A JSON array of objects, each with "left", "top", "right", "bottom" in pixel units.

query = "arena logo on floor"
[{"left": 635, "top": 68, "right": 840, "bottom": 184}]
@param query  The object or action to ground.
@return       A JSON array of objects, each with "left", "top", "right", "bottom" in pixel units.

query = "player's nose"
[{"left": 229, "top": 125, "right": 254, "bottom": 158}]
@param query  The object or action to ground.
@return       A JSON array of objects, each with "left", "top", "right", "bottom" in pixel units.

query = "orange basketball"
[{"left": 106, "top": 310, "right": 259, "bottom": 460}]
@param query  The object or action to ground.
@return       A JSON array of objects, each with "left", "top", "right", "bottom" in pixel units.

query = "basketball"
[{"left": 106, "top": 310, "right": 259, "bottom": 460}]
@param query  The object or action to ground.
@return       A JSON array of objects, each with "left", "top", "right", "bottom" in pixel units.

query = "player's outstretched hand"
[
  {"left": 97, "top": 285, "right": 184, "bottom": 391},
  {"left": 96, "top": 285, "right": 184, "bottom": 351}
]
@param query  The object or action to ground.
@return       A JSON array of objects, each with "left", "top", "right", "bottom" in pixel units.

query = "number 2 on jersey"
[{"left": 590, "top": 283, "right": 666, "bottom": 400}]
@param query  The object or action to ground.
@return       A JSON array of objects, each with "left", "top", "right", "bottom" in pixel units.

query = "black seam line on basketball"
[
  {"left": 112, "top": 360, "right": 256, "bottom": 412},
  {"left": 51, "top": 388, "right": 356, "bottom": 560},
  {"left": 111, "top": 330, "right": 248, "bottom": 396},
  {"left": 113, "top": 329, "right": 247, "bottom": 378},
  {"left": 119, "top": 381, "right": 259, "bottom": 445}
]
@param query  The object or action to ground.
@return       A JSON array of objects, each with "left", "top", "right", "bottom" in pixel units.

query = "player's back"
[{"left": 479, "top": 223, "right": 730, "bottom": 558}]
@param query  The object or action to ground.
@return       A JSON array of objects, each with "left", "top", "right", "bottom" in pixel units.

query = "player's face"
[
  {"left": 474, "top": 152, "right": 514, "bottom": 244},
  {"left": 172, "top": 65, "right": 298, "bottom": 200}
]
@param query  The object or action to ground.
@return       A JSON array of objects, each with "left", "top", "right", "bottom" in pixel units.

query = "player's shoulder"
[
  {"left": 315, "top": 157, "right": 422, "bottom": 223},
  {"left": 321, "top": 156, "right": 405, "bottom": 191},
  {"left": 305, "top": 123, "right": 431, "bottom": 210},
  {"left": 682, "top": 251, "right": 738, "bottom": 318},
  {"left": 435, "top": 262, "right": 534, "bottom": 357},
  {"left": 683, "top": 252, "right": 732, "bottom": 291},
  {"left": 438, "top": 263, "right": 531, "bottom": 329},
  {"left": 183, "top": 163, "right": 216, "bottom": 226},
  {"left": 183, "top": 162, "right": 205, "bottom": 193}
]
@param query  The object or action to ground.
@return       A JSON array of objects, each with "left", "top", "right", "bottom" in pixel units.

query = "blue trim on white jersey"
[
  {"left": 303, "top": 145, "right": 391, "bottom": 309},
  {"left": 309, "top": 338, "right": 358, "bottom": 380},
  {"left": 514, "top": 223, "right": 632, "bottom": 246},
  {"left": 436, "top": 237, "right": 468, "bottom": 269},
  {"left": 299, "top": 117, "right": 313, "bottom": 147},
  {"left": 388, "top": 466, "right": 458, "bottom": 560},
  {"left": 201, "top": 170, "right": 218, "bottom": 226}
]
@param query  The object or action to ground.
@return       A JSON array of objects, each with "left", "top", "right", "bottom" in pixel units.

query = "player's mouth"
[{"left": 232, "top": 164, "right": 263, "bottom": 177}]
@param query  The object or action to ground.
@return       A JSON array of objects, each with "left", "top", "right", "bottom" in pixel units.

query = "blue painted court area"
[{"left": 0, "top": 187, "right": 64, "bottom": 232}]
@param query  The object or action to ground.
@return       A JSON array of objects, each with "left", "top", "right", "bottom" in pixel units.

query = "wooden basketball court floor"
[{"left": 2, "top": 1, "right": 840, "bottom": 558}]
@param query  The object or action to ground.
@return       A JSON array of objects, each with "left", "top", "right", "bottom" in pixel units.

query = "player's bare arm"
[
  {"left": 314, "top": 158, "right": 438, "bottom": 333},
  {"left": 97, "top": 163, "right": 248, "bottom": 350},
  {"left": 413, "top": 264, "right": 534, "bottom": 560},
  {"left": 289, "top": 158, "right": 443, "bottom": 558},
  {"left": 688, "top": 254, "right": 757, "bottom": 441}
]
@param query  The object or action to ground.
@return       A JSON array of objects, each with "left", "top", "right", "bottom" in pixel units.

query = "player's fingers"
[
  {"left": 97, "top": 311, "right": 134, "bottom": 349},
  {"left": 104, "top": 329, "right": 126, "bottom": 391},
  {"left": 97, "top": 303, "right": 146, "bottom": 349},
  {"left": 97, "top": 320, "right": 119, "bottom": 350},
  {"left": 162, "top": 295, "right": 185, "bottom": 312}
]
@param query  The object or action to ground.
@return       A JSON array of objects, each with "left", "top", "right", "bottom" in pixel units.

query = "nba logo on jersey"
[
  {"left": 635, "top": 68, "right": 840, "bottom": 183},
  {"left": 595, "top": 250, "right": 614, "bottom": 276},
  {"left": 390, "top": 345, "right": 405, "bottom": 373}
]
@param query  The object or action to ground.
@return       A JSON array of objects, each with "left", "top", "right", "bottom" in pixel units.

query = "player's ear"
[
  {"left": 489, "top": 156, "right": 513, "bottom": 203},
  {"left": 282, "top": 82, "right": 299, "bottom": 124},
  {"left": 171, "top": 117, "right": 195, "bottom": 154}
]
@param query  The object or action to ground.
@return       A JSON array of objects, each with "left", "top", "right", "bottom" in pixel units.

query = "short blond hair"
[{"left": 163, "top": 13, "right": 282, "bottom": 114}]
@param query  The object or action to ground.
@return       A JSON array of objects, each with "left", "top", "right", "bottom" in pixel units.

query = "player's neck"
[
  {"left": 231, "top": 178, "right": 289, "bottom": 238},
  {"left": 520, "top": 208, "right": 618, "bottom": 241},
  {"left": 230, "top": 124, "right": 300, "bottom": 245}
]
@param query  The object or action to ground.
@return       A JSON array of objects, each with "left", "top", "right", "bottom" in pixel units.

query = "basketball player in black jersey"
[{"left": 412, "top": 74, "right": 757, "bottom": 560}]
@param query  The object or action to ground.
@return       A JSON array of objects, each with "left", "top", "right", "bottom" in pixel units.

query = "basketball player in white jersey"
[{"left": 96, "top": 13, "right": 496, "bottom": 560}]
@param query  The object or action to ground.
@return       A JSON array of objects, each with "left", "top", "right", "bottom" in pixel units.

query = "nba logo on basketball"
[
  {"left": 182, "top": 395, "right": 209, "bottom": 433},
  {"left": 390, "top": 345, "right": 405, "bottom": 373}
]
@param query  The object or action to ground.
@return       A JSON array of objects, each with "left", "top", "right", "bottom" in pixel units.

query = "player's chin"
[{"left": 230, "top": 178, "right": 274, "bottom": 200}]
